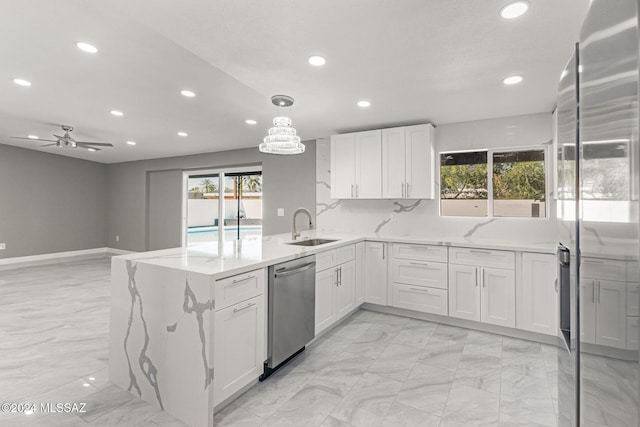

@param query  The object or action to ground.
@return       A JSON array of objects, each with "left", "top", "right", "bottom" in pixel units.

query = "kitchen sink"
[{"left": 286, "top": 238, "right": 338, "bottom": 247}]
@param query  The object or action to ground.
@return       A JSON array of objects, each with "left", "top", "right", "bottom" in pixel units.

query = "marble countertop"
[
  {"left": 113, "top": 231, "right": 568, "bottom": 279},
  {"left": 113, "top": 230, "right": 638, "bottom": 278}
]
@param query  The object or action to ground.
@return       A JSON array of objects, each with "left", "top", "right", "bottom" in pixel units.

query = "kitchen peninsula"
[{"left": 108, "top": 230, "right": 582, "bottom": 426}]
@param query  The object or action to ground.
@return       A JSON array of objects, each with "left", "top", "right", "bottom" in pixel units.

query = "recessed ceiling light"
[
  {"left": 503, "top": 75, "right": 524, "bottom": 85},
  {"left": 357, "top": 100, "right": 371, "bottom": 108},
  {"left": 12, "top": 78, "right": 31, "bottom": 87},
  {"left": 245, "top": 119, "right": 257, "bottom": 125},
  {"left": 87, "top": 148, "right": 97, "bottom": 152},
  {"left": 126, "top": 140, "right": 136, "bottom": 146},
  {"left": 308, "top": 55, "right": 326, "bottom": 66},
  {"left": 82, "top": 383, "right": 91, "bottom": 386},
  {"left": 500, "top": 1, "right": 530, "bottom": 19},
  {"left": 76, "top": 42, "right": 98, "bottom": 54},
  {"left": 578, "top": 65, "right": 583, "bottom": 73},
  {"left": 178, "top": 131, "right": 188, "bottom": 137},
  {"left": 88, "top": 377, "right": 96, "bottom": 381},
  {"left": 110, "top": 110, "right": 124, "bottom": 117},
  {"left": 180, "top": 89, "right": 196, "bottom": 97},
  {"left": 27, "top": 134, "right": 39, "bottom": 140}
]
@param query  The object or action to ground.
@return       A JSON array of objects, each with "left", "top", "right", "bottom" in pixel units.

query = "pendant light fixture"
[{"left": 259, "top": 95, "right": 305, "bottom": 155}]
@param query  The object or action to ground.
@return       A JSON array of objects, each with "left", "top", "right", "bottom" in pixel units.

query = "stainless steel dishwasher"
[{"left": 261, "top": 255, "right": 315, "bottom": 380}]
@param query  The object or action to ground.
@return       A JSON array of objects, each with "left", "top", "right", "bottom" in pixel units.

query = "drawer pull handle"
[
  {"left": 233, "top": 302, "right": 256, "bottom": 313},
  {"left": 469, "top": 250, "right": 491, "bottom": 254},
  {"left": 410, "top": 287, "right": 431, "bottom": 294},
  {"left": 409, "top": 261, "right": 430, "bottom": 267},
  {"left": 232, "top": 275, "right": 256, "bottom": 284},
  {"left": 585, "top": 260, "right": 605, "bottom": 264}
]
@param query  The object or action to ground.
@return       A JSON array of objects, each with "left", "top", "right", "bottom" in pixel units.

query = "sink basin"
[{"left": 286, "top": 238, "right": 338, "bottom": 247}]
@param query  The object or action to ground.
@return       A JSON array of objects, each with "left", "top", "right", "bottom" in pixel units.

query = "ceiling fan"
[{"left": 11, "top": 125, "right": 114, "bottom": 151}]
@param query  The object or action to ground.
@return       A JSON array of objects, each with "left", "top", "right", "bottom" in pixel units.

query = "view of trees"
[
  {"left": 242, "top": 175, "right": 262, "bottom": 193},
  {"left": 493, "top": 160, "right": 545, "bottom": 201},
  {"left": 441, "top": 164, "right": 488, "bottom": 199},
  {"left": 200, "top": 178, "right": 217, "bottom": 193}
]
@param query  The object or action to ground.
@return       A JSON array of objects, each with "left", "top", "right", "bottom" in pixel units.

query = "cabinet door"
[
  {"left": 405, "top": 124, "right": 434, "bottom": 199},
  {"left": 381, "top": 127, "right": 406, "bottom": 199},
  {"left": 481, "top": 267, "right": 515, "bottom": 328},
  {"left": 336, "top": 261, "right": 356, "bottom": 319},
  {"left": 596, "top": 280, "right": 627, "bottom": 348},
  {"left": 581, "top": 279, "right": 597, "bottom": 344},
  {"left": 213, "top": 295, "right": 264, "bottom": 406},
  {"left": 627, "top": 317, "right": 639, "bottom": 350},
  {"left": 331, "top": 134, "right": 356, "bottom": 199},
  {"left": 315, "top": 268, "right": 337, "bottom": 335},
  {"left": 355, "top": 130, "right": 382, "bottom": 198},
  {"left": 355, "top": 242, "right": 365, "bottom": 304},
  {"left": 448, "top": 264, "right": 480, "bottom": 321},
  {"left": 519, "top": 253, "right": 557, "bottom": 335},
  {"left": 365, "top": 242, "right": 388, "bottom": 305}
]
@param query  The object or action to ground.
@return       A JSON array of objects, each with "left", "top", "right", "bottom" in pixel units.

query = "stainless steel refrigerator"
[{"left": 556, "top": 0, "right": 640, "bottom": 425}]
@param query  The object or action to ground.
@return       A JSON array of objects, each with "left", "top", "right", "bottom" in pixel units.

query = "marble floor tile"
[
  {"left": 367, "top": 343, "right": 422, "bottom": 382},
  {"left": 418, "top": 336, "right": 464, "bottom": 371},
  {"left": 501, "top": 369, "right": 552, "bottom": 401},
  {"left": 314, "top": 351, "right": 375, "bottom": 393},
  {"left": 396, "top": 363, "right": 455, "bottom": 416},
  {"left": 454, "top": 351, "right": 502, "bottom": 394},
  {"left": 500, "top": 394, "right": 557, "bottom": 426},
  {"left": 392, "top": 318, "right": 437, "bottom": 349},
  {"left": 440, "top": 383, "right": 500, "bottom": 426},
  {"left": 344, "top": 326, "right": 395, "bottom": 360},
  {"left": 320, "top": 415, "right": 353, "bottom": 427},
  {"left": 431, "top": 323, "right": 470, "bottom": 341},
  {"left": 330, "top": 372, "right": 403, "bottom": 427},
  {"left": 464, "top": 330, "right": 503, "bottom": 358},
  {"left": 77, "top": 384, "right": 136, "bottom": 422},
  {"left": 261, "top": 381, "right": 343, "bottom": 427},
  {"left": 379, "top": 401, "right": 440, "bottom": 427}
]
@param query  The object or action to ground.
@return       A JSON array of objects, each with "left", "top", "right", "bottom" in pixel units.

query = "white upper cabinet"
[
  {"left": 330, "top": 130, "right": 382, "bottom": 199},
  {"left": 382, "top": 124, "right": 435, "bottom": 199}
]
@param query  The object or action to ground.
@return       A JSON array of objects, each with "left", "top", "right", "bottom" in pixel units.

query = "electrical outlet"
[
  {"left": 0, "top": 243, "right": 5, "bottom": 250},
  {"left": 116, "top": 235, "right": 120, "bottom": 242},
  {"left": 277, "top": 208, "right": 285, "bottom": 217}
]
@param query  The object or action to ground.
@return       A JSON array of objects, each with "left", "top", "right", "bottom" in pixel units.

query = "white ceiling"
[{"left": 0, "top": 0, "right": 589, "bottom": 164}]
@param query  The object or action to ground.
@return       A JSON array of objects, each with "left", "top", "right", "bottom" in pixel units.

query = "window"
[
  {"left": 185, "top": 168, "right": 262, "bottom": 246},
  {"left": 440, "top": 148, "right": 546, "bottom": 218}
]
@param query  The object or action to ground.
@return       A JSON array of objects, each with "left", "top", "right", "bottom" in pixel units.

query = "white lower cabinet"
[
  {"left": 213, "top": 294, "right": 264, "bottom": 406},
  {"left": 391, "top": 283, "right": 447, "bottom": 315},
  {"left": 581, "top": 278, "right": 627, "bottom": 349},
  {"left": 449, "top": 255, "right": 515, "bottom": 328},
  {"left": 365, "top": 242, "right": 388, "bottom": 305},
  {"left": 519, "top": 253, "right": 557, "bottom": 336},
  {"left": 315, "top": 245, "right": 358, "bottom": 336}
]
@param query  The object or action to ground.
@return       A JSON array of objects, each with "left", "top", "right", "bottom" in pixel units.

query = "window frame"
[{"left": 439, "top": 145, "right": 550, "bottom": 220}]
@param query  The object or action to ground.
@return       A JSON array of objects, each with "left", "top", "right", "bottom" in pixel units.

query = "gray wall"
[
  {"left": 0, "top": 144, "right": 108, "bottom": 258},
  {"left": 107, "top": 141, "right": 316, "bottom": 252}
]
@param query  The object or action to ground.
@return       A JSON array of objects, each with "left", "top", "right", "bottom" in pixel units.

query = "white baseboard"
[{"left": 0, "top": 247, "right": 137, "bottom": 266}]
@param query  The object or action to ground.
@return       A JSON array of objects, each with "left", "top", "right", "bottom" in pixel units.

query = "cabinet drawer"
[
  {"left": 215, "top": 269, "right": 265, "bottom": 310},
  {"left": 582, "top": 258, "right": 627, "bottom": 282},
  {"left": 627, "top": 317, "right": 639, "bottom": 350},
  {"left": 628, "top": 283, "right": 639, "bottom": 316},
  {"left": 316, "top": 244, "right": 355, "bottom": 272},
  {"left": 449, "top": 247, "right": 514, "bottom": 269},
  {"left": 391, "top": 283, "right": 448, "bottom": 316},
  {"left": 391, "top": 259, "right": 447, "bottom": 289},
  {"left": 393, "top": 243, "right": 447, "bottom": 262}
]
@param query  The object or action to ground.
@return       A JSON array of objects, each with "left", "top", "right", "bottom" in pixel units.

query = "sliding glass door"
[{"left": 185, "top": 168, "right": 262, "bottom": 246}]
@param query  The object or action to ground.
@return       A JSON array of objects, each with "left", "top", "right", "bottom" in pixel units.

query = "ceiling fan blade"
[
  {"left": 76, "top": 141, "right": 113, "bottom": 147},
  {"left": 10, "top": 137, "right": 59, "bottom": 142},
  {"left": 40, "top": 143, "right": 58, "bottom": 147},
  {"left": 53, "top": 134, "right": 64, "bottom": 139}
]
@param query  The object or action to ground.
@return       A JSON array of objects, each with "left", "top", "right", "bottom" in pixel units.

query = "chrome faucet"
[{"left": 292, "top": 207, "right": 314, "bottom": 240}]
